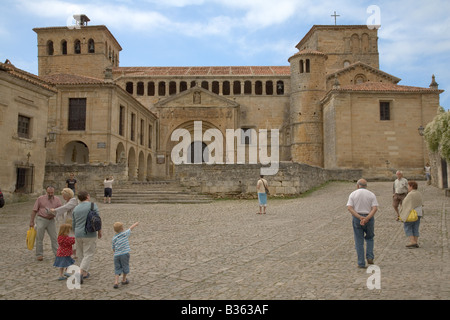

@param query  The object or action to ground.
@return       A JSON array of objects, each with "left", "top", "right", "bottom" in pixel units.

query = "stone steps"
[{"left": 95, "top": 180, "right": 213, "bottom": 204}]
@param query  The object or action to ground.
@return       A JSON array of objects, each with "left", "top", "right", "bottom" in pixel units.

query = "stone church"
[{"left": 0, "top": 16, "right": 444, "bottom": 197}]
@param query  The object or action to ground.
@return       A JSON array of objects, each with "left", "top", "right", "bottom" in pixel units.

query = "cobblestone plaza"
[{"left": 1, "top": 181, "right": 449, "bottom": 303}]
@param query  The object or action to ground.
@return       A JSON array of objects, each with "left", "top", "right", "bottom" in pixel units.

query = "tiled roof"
[
  {"left": 335, "top": 82, "right": 443, "bottom": 93},
  {"left": 41, "top": 73, "right": 106, "bottom": 85},
  {"left": 0, "top": 60, "right": 57, "bottom": 92},
  {"left": 113, "top": 66, "right": 291, "bottom": 77}
]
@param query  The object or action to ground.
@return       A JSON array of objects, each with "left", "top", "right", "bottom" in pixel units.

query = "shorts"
[
  {"left": 114, "top": 253, "right": 130, "bottom": 275},
  {"left": 404, "top": 217, "right": 421, "bottom": 237},
  {"left": 258, "top": 193, "right": 267, "bottom": 206},
  {"left": 104, "top": 188, "right": 112, "bottom": 197},
  {"left": 393, "top": 193, "right": 406, "bottom": 208}
]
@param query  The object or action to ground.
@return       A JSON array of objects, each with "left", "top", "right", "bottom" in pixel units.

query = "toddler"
[
  {"left": 112, "top": 221, "right": 139, "bottom": 288},
  {"left": 53, "top": 224, "right": 76, "bottom": 280}
]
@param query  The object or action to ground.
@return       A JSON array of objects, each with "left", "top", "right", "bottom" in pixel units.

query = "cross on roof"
[{"left": 331, "top": 11, "right": 340, "bottom": 25}]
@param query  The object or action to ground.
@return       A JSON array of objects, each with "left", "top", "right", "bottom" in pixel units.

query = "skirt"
[
  {"left": 53, "top": 256, "right": 75, "bottom": 268},
  {"left": 258, "top": 193, "right": 267, "bottom": 206}
]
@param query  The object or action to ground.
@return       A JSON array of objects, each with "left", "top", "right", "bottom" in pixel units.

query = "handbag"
[
  {"left": 405, "top": 209, "right": 418, "bottom": 222},
  {"left": 26, "top": 227, "right": 36, "bottom": 250}
]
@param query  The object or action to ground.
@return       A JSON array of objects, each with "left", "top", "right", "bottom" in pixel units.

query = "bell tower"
[
  {"left": 288, "top": 49, "right": 327, "bottom": 167},
  {"left": 33, "top": 15, "right": 122, "bottom": 79}
]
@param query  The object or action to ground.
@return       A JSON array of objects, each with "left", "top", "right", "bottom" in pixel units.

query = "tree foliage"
[{"left": 424, "top": 107, "right": 450, "bottom": 160}]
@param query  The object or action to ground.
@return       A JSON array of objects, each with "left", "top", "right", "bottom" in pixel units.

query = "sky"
[{"left": 1, "top": 0, "right": 449, "bottom": 108}]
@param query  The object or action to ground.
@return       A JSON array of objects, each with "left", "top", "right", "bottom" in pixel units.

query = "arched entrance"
[
  {"left": 116, "top": 142, "right": 126, "bottom": 164},
  {"left": 64, "top": 141, "right": 89, "bottom": 164},
  {"left": 138, "top": 151, "right": 145, "bottom": 181},
  {"left": 128, "top": 147, "right": 136, "bottom": 180}
]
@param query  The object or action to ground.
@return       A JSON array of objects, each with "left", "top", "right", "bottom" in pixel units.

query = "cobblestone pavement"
[{"left": 0, "top": 181, "right": 449, "bottom": 301}]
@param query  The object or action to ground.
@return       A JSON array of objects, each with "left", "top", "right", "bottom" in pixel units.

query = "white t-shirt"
[{"left": 347, "top": 188, "right": 379, "bottom": 215}]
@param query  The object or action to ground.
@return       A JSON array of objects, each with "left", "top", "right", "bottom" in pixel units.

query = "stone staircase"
[{"left": 94, "top": 180, "right": 214, "bottom": 204}]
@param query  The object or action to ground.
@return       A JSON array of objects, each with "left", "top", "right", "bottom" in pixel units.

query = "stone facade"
[{"left": 0, "top": 19, "right": 444, "bottom": 199}]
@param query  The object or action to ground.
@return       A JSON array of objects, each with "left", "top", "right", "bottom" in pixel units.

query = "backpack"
[
  {"left": 0, "top": 190, "right": 4, "bottom": 208},
  {"left": 85, "top": 202, "right": 101, "bottom": 233}
]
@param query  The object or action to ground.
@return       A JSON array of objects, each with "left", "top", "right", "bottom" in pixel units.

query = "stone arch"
[
  {"left": 63, "top": 141, "right": 89, "bottom": 164},
  {"left": 138, "top": 151, "right": 146, "bottom": 181},
  {"left": 128, "top": 147, "right": 137, "bottom": 180},
  {"left": 354, "top": 74, "right": 367, "bottom": 84},
  {"left": 116, "top": 142, "right": 126, "bottom": 164},
  {"left": 146, "top": 154, "right": 152, "bottom": 180}
]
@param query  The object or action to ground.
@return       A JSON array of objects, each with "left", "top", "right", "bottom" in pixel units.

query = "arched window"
[
  {"left": 351, "top": 34, "right": 360, "bottom": 53},
  {"left": 158, "top": 82, "right": 166, "bottom": 96},
  {"left": 169, "top": 81, "right": 177, "bottom": 95},
  {"left": 47, "top": 41, "right": 54, "bottom": 55},
  {"left": 201, "top": 81, "right": 209, "bottom": 90},
  {"left": 147, "top": 82, "right": 155, "bottom": 96},
  {"left": 354, "top": 74, "right": 366, "bottom": 84},
  {"left": 266, "top": 81, "right": 273, "bottom": 95},
  {"left": 88, "top": 39, "right": 95, "bottom": 53},
  {"left": 137, "top": 82, "right": 144, "bottom": 96},
  {"left": 212, "top": 81, "right": 219, "bottom": 94},
  {"left": 233, "top": 81, "right": 241, "bottom": 95},
  {"left": 61, "top": 40, "right": 67, "bottom": 55},
  {"left": 223, "top": 81, "right": 230, "bottom": 95},
  {"left": 126, "top": 82, "right": 133, "bottom": 94},
  {"left": 190, "top": 81, "right": 196, "bottom": 88},
  {"left": 305, "top": 59, "right": 310, "bottom": 73},
  {"left": 74, "top": 40, "right": 81, "bottom": 54},
  {"left": 255, "top": 81, "right": 263, "bottom": 95},
  {"left": 180, "top": 81, "right": 188, "bottom": 92},
  {"left": 343, "top": 60, "right": 351, "bottom": 68},
  {"left": 276, "top": 81, "right": 284, "bottom": 95},
  {"left": 299, "top": 59, "right": 304, "bottom": 73},
  {"left": 244, "top": 81, "right": 252, "bottom": 94}
]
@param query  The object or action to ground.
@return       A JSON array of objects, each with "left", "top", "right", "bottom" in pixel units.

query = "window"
[
  {"left": 119, "top": 106, "right": 125, "bottom": 136},
  {"left": 148, "top": 124, "right": 153, "bottom": 149},
  {"left": 255, "top": 81, "right": 263, "bottom": 95},
  {"left": 201, "top": 81, "right": 209, "bottom": 90},
  {"left": 68, "top": 98, "right": 86, "bottom": 131},
  {"left": 47, "top": 41, "right": 54, "bottom": 56},
  {"left": 61, "top": 40, "right": 67, "bottom": 55},
  {"left": 18, "top": 115, "right": 31, "bottom": 139},
  {"left": 137, "top": 82, "right": 144, "bottom": 96},
  {"left": 233, "top": 81, "right": 241, "bottom": 95},
  {"left": 276, "top": 81, "right": 284, "bottom": 95},
  {"left": 180, "top": 81, "right": 188, "bottom": 93},
  {"left": 223, "top": 81, "right": 230, "bottom": 95},
  {"left": 169, "top": 81, "right": 177, "bottom": 95},
  {"left": 88, "top": 39, "right": 95, "bottom": 53},
  {"left": 244, "top": 81, "right": 252, "bottom": 94},
  {"left": 147, "top": 82, "right": 155, "bottom": 96},
  {"left": 126, "top": 82, "right": 133, "bottom": 94},
  {"left": 212, "top": 81, "right": 219, "bottom": 94},
  {"left": 158, "top": 82, "right": 166, "bottom": 96},
  {"left": 300, "top": 59, "right": 304, "bottom": 73},
  {"left": 266, "top": 81, "right": 273, "bottom": 95},
  {"left": 74, "top": 40, "right": 81, "bottom": 54},
  {"left": 305, "top": 59, "right": 310, "bottom": 73},
  {"left": 130, "top": 113, "right": 136, "bottom": 141},
  {"left": 140, "top": 119, "right": 145, "bottom": 145},
  {"left": 380, "top": 102, "right": 390, "bottom": 121}
]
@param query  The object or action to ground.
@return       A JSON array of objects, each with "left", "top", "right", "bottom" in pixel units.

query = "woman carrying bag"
[{"left": 399, "top": 181, "right": 423, "bottom": 248}]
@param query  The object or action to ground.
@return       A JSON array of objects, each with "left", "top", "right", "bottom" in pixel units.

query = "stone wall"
[
  {"left": 174, "top": 162, "right": 362, "bottom": 197},
  {"left": 43, "top": 163, "right": 127, "bottom": 196}
]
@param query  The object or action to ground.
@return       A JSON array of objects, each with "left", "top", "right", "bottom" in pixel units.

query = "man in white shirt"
[
  {"left": 347, "top": 179, "right": 379, "bottom": 268},
  {"left": 393, "top": 170, "right": 408, "bottom": 221}
]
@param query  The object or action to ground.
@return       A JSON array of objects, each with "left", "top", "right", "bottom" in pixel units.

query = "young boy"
[{"left": 112, "top": 221, "right": 139, "bottom": 288}]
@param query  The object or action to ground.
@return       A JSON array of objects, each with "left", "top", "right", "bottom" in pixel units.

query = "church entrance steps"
[{"left": 95, "top": 180, "right": 214, "bottom": 204}]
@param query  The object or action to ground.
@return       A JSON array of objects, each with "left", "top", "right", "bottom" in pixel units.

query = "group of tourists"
[{"left": 29, "top": 174, "right": 137, "bottom": 288}]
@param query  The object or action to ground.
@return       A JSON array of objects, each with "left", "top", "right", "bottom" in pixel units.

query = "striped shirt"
[{"left": 112, "top": 229, "right": 132, "bottom": 256}]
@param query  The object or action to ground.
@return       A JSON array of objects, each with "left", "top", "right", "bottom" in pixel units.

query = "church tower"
[
  {"left": 288, "top": 50, "right": 327, "bottom": 166},
  {"left": 33, "top": 15, "right": 122, "bottom": 79}
]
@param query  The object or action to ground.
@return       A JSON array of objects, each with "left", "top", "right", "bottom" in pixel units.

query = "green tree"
[{"left": 424, "top": 107, "right": 450, "bottom": 160}]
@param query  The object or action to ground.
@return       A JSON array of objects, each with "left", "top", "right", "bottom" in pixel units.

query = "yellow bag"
[
  {"left": 26, "top": 227, "right": 36, "bottom": 250},
  {"left": 405, "top": 209, "right": 418, "bottom": 222}
]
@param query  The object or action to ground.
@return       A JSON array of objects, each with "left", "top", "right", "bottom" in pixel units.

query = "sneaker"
[{"left": 367, "top": 259, "right": 374, "bottom": 264}]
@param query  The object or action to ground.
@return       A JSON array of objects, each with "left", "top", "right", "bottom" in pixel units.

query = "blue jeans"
[{"left": 352, "top": 216, "right": 375, "bottom": 267}]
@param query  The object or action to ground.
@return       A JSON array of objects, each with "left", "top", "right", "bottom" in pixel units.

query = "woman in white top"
[{"left": 104, "top": 176, "right": 114, "bottom": 204}]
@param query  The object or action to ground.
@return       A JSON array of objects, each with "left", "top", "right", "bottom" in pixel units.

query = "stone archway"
[
  {"left": 128, "top": 147, "right": 136, "bottom": 180},
  {"left": 64, "top": 141, "right": 89, "bottom": 164},
  {"left": 138, "top": 151, "right": 145, "bottom": 181},
  {"left": 116, "top": 142, "right": 126, "bottom": 164}
]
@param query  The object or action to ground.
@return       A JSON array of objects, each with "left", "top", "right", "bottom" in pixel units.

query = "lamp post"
[{"left": 45, "top": 131, "right": 57, "bottom": 147}]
